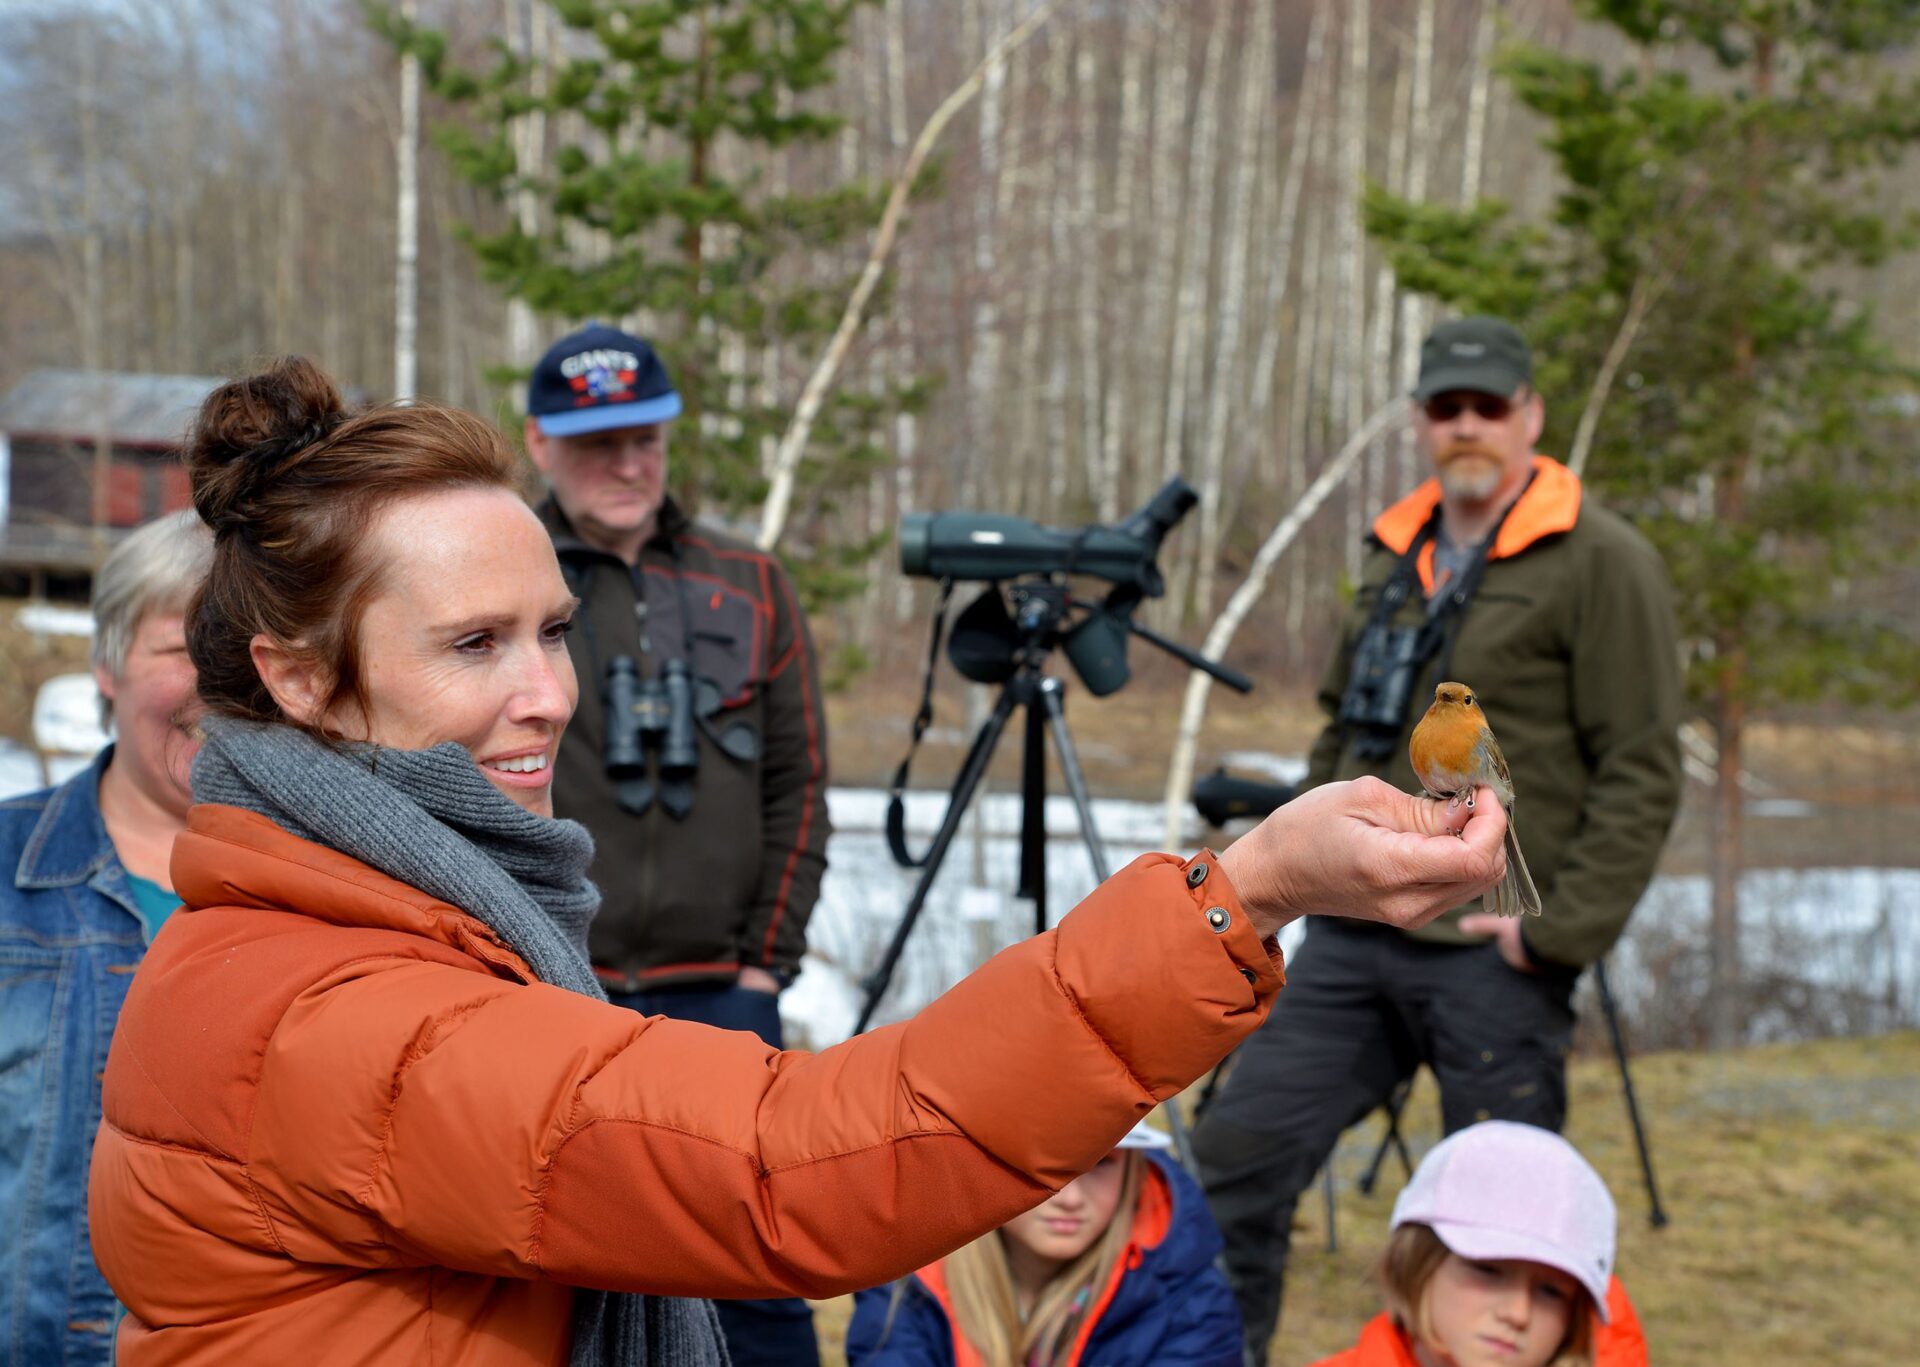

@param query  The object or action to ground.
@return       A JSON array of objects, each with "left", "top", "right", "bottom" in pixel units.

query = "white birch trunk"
[
  {"left": 1335, "top": 0, "right": 1370, "bottom": 583},
  {"left": 1158, "top": 8, "right": 1229, "bottom": 620},
  {"left": 394, "top": 0, "right": 420, "bottom": 401},
  {"left": 1394, "top": 0, "right": 1436, "bottom": 487},
  {"left": 1140, "top": 16, "right": 1191, "bottom": 496},
  {"left": 1295, "top": 97, "right": 1343, "bottom": 646},
  {"left": 1161, "top": 400, "right": 1407, "bottom": 848},
  {"left": 1362, "top": 27, "right": 1409, "bottom": 508},
  {"left": 1368, "top": 50, "right": 1408, "bottom": 410},
  {"left": 1043, "top": 30, "right": 1072, "bottom": 513},
  {"left": 1246, "top": 4, "right": 1326, "bottom": 450},
  {"left": 1189, "top": 0, "right": 1273, "bottom": 625},
  {"left": 757, "top": 1, "right": 1062, "bottom": 548},
  {"left": 886, "top": 0, "right": 917, "bottom": 621},
  {"left": 505, "top": 0, "right": 549, "bottom": 389},
  {"left": 1075, "top": 38, "right": 1107, "bottom": 518},
  {"left": 75, "top": 22, "right": 110, "bottom": 542},
  {"left": 1099, "top": 9, "right": 1146, "bottom": 519},
  {"left": 1461, "top": 1, "right": 1495, "bottom": 204},
  {"left": 963, "top": 0, "right": 1009, "bottom": 505}
]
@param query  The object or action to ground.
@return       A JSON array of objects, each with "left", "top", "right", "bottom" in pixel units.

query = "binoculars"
[
  {"left": 603, "top": 655, "right": 763, "bottom": 818},
  {"left": 604, "top": 655, "right": 699, "bottom": 818},
  {"left": 1337, "top": 621, "right": 1429, "bottom": 760}
]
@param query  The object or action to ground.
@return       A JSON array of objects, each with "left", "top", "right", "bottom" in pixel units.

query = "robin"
[{"left": 1408, "top": 681, "right": 1542, "bottom": 918}]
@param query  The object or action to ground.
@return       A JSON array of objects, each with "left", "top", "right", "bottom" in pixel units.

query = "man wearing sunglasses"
[{"left": 1193, "top": 317, "right": 1684, "bottom": 1362}]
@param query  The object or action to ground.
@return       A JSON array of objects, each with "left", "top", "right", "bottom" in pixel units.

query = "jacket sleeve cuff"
[
  {"left": 1045, "top": 850, "right": 1286, "bottom": 1106},
  {"left": 1181, "top": 848, "right": 1288, "bottom": 991}
]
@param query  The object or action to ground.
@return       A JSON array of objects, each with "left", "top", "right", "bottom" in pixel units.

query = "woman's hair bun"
[{"left": 187, "top": 356, "right": 349, "bottom": 534}]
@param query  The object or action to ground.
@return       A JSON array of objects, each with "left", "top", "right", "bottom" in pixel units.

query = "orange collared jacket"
[
  {"left": 90, "top": 805, "right": 1281, "bottom": 1364},
  {"left": 1310, "top": 1277, "right": 1649, "bottom": 1366}
]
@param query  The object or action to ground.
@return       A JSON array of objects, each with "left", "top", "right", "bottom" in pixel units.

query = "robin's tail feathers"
[{"left": 1487, "top": 822, "right": 1543, "bottom": 918}]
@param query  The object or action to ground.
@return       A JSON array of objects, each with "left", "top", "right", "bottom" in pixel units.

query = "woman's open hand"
[{"left": 1217, "top": 776, "right": 1508, "bottom": 941}]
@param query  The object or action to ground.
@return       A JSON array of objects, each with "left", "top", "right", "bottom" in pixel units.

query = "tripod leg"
[
  {"left": 854, "top": 687, "right": 1020, "bottom": 1035},
  {"left": 1030, "top": 675, "right": 1218, "bottom": 1177},
  {"left": 1358, "top": 1077, "right": 1414, "bottom": 1196},
  {"left": 1193, "top": 1047, "right": 1236, "bottom": 1123},
  {"left": 1322, "top": 1159, "right": 1339, "bottom": 1254},
  {"left": 1594, "top": 958, "right": 1670, "bottom": 1228},
  {"left": 1036, "top": 676, "right": 1111, "bottom": 882},
  {"left": 1019, "top": 697, "right": 1048, "bottom": 931}
]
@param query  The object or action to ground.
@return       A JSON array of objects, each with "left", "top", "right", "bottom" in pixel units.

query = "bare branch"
[
  {"left": 1161, "top": 399, "right": 1408, "bottom": 848},
  {"left": 757, "top": 0, "right": 1064, "bottom": 551}
]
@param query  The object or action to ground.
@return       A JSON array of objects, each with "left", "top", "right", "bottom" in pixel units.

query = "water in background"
[
  {"left": 787, "top": 786, "right": 1920, "bottom": 1051},
  {"left": 6, "top": 738, "right": 1908, "bottom": 1051}
]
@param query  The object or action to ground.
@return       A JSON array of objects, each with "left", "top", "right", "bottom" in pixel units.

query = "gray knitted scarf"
[{"left": 192, "top": 717, "right": 728, "bottom": 1367}]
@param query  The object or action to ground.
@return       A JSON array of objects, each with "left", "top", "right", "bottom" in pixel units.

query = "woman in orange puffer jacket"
[{"left": 89, "top": 359, "right": 1510, "bottom": 1366}]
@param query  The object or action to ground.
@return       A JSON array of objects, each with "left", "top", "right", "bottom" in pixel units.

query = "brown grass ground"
[{"left": 809, "top": 1031, "right": 1920, "bottom": 1365}]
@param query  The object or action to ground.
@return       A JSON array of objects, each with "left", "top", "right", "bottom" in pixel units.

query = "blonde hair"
[
  {"left": 1378, "top": 1223, "right": 1595, "bottom": 1367},
  {"left": 941, "top": 1152, "right": 1145, "bottom": 1367}
]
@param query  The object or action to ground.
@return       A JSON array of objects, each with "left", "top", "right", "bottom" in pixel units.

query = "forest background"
[
  {"left": 2, "top": 0, "right": 1918, "bottom": 1054},
  {"left": 5, "top": 5, "right": 1920, "bottom": 1361}
]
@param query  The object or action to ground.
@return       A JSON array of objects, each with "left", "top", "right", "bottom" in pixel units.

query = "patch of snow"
[
  {"left": 779, "top": 952, "right": 864, "bottom": 1052},
  {"left": 784, "top": 788, "right": 1920, "bottom": 1051},
  {"left": 1215, "top": 751, "right": 1310, "bottom": 785},
  {"left": 15, "top": 603, "right": 94, "bottom": 638},
  {"left": 33, "top": 673, "right": 109, "bottom": 757},
  {"left": 0, "top": 738, "right": 93, "bottom": 799},
  {"left": 1748, "top": 798, "right": 1818, "bottom": 819}
]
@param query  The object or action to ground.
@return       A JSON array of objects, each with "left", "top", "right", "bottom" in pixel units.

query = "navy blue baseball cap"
[{"left": 528, "top": 323, "right": 683, "bottom": 437}]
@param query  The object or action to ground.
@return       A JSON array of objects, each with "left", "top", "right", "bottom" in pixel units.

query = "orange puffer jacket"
[{"left": 90, "top": 805, "right": 1283, "bottom": 1365}]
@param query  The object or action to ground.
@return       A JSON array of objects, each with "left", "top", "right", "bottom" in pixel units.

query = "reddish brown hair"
[{"left": 185, "top": 356, "right": 516, "bottom": 735}]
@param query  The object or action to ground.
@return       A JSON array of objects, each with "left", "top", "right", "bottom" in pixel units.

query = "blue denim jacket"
[{"left": 1, "top": 747, "right": 144, "bottom": 1367}]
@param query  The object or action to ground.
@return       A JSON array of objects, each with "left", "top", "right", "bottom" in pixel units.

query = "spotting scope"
[{"left": 899, "top": 477, "right": 1197, "bottom": 596}]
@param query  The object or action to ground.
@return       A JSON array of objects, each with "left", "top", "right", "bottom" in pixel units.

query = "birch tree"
[
  {"left": 1161, "top": 401, "right": 1407, "bottom": 847},
  {"left": 393, "top": 0, "right": 421, "bottom": 400},
  {"left": 1393, "top": 0, "right": 1436, "bottom": 486},
  {"left": 1189, "top": 0, "right": 1274, "bottom": 625},
  {"left": 1098, "top": 5, "right": 1148, "bottom": 524},
  {"left": 1158, "top": 8, "right": 1229, "bottom": 619},
  {"left": 1334, "top": 0, "right": 1371, "bottom": 582},
  {"left": 1367, "top": 0, "right": 1920, "bottom": 1049}
]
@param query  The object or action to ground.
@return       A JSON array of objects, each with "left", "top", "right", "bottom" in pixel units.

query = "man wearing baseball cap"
[
  {"left": 527, "top": 323, "right": 830, "bottom": 1366},
  {"left": 1194, "top": 317, "right": 1682, "bottom": 1358}
]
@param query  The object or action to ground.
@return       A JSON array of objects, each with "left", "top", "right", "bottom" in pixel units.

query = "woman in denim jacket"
[{"left": 0, "top": 510, "right": 209, "bottom": 1364}]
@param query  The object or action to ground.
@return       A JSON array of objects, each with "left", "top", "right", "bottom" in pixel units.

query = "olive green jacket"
[{"left": 1300, "top": 456, "right": 1682, "bottom": 968}]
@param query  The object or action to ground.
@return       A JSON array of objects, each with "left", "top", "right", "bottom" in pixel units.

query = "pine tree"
[
  {"left": 1365, "top": 0, "right": 1920, "bottom": 1047},
  {"left": 373, "top": 0, "right": 914, "bottom": 605}
]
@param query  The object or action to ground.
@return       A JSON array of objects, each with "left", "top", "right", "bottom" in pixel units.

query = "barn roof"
[{"left": 0, "top": 369, "right": 223, "bottom": 449}]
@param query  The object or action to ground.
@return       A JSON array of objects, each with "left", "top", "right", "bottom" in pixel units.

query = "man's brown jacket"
[
  {"left": 541, "top": 497, "right": 829, "bottom": 986},
  {"left": 1301, "top": 456, "right": 1683, "bottom": 968}
]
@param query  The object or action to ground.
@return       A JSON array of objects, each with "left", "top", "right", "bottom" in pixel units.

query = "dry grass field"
[{"left": 810, "top": 1031, "right": 1920, "bottom": 1366}]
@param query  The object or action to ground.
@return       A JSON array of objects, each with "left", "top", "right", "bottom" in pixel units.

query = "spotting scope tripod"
[{"left": 856, "top": 578, "right": 1251, "bottom": 1173}]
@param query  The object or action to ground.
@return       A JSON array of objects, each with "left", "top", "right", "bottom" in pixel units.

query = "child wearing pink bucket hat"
[{"left": 1312, "top": 1121, "right": 1648, "bottom": 1367}]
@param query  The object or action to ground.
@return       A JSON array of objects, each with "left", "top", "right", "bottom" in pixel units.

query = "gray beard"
[{"left": 1437, "top": 463, "right": 1506, "bottom": 503}]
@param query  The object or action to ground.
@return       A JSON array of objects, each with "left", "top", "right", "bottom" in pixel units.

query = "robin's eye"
[{"left": 1465, "top": 692, "right": 1475, "bottom": 705}]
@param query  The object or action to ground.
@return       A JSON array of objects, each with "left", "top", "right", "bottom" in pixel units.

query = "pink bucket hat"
[{"left": 1390, "top": 1120, "right": 1616, "bottom": 1322}]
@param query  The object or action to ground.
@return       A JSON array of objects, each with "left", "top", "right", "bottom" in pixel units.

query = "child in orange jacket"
[{"left": 1312, "top": 1122, "right": 1648, "bottom": 1367}]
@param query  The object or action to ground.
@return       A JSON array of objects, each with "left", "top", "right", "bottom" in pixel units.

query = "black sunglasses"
[{"left": 1423, "top": 391, "right": 1524, "bottom": 422}]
